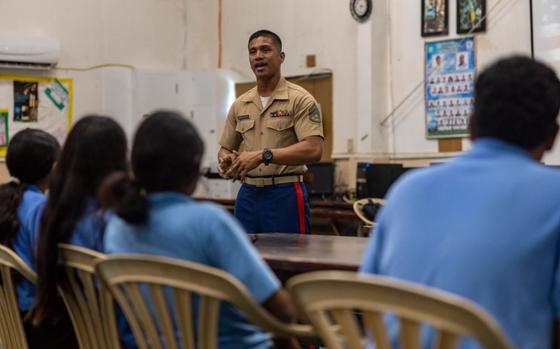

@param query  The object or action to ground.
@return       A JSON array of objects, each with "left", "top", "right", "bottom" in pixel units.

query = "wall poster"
[
  {"left": 0, "top": 110, "right": 7, "bottom": 146},
  {"left": 425, "top": 37, "right": 476, "bottom": 139},
  {"left": 0, "top": 75, "right": 72, "bottom": 156}
]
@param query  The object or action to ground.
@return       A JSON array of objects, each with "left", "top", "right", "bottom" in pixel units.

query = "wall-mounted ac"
[{"left": 0, "top": 36, "right": 61, "bottom": 70}]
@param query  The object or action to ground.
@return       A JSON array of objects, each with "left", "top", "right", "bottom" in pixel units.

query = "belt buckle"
[{"left": 255, "top": 178, "right": 265, "bottom": 187}]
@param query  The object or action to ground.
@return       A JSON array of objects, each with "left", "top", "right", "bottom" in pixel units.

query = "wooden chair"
[
  {"left": 95, "top": 254, "right": 315, "bottom": 349},
  {"left": 287, "top": 271, "right": 513, "bottom": 349},
  {"left": 57, "top": 244, "right": 120, "bottom": 349},
  {"left": 0, "top": 244, "right": 37, "bottom": 349}
]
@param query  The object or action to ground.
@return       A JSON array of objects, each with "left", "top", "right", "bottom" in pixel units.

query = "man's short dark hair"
[
  {"left": 248, "top": 30, "right": 282, "bottom": 51},
  {"left": 472, "top": 56, "right": 560, "bottom": 149}
]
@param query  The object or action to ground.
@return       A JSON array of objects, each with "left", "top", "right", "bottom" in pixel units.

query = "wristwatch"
[{"left": 262, "top": 148, "right": 273, "bottom": 166}]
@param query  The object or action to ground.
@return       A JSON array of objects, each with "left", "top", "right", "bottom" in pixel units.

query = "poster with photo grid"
[{"left": 425, "top": 37, "right": 476, "bottom": 138}]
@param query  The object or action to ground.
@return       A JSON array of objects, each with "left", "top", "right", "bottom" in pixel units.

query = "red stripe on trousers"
[{"left": 294, "top": 182, "right": 305, "bottom": 234}]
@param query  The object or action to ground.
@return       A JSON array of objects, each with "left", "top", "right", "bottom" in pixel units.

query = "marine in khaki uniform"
[{"left": 218, "top": 29, "right": 324, "bottom": 234}]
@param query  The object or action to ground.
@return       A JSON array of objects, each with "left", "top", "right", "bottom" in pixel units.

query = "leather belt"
[{"left": 243, "top": 175, "right": 303, "bottom": 187}]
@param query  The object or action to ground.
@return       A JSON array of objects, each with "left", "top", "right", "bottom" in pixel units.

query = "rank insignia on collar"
[{"left": 270, "top": 110, "right": 290, "bottom": 117}]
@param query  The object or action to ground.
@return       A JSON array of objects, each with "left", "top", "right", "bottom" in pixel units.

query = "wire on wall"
[
  {"left": 55, "top": 63, "right": 136, "bottom": 71},
  {"left": 379, "top": 0, "right": 512, "bottom": 127}
]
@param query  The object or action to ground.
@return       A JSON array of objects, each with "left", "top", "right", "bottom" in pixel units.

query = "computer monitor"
[
  {"left": 357, "top": 163, "right": 410, "bottom": 198},
  {"left": 306, "top": 162, "right": 335, "bottom": 197}
]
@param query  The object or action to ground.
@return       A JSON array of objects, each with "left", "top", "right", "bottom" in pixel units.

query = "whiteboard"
[{"left": 0, "top": 75, "right": 73, "bottom": 156}]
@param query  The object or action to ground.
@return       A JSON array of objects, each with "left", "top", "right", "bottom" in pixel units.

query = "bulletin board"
[
  {"left": 0, "top": 75, "right": 73, "bottom": 156},
  {"left": 425, "top": 37, "right": 476, "bottom": 139}
]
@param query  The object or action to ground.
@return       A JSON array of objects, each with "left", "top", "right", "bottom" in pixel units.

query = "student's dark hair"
[
  {"left": 472, "top": 56, "right": 560, "bottom": 149},
  {"left": 99, "top": 110, "right": 204, "bottom": 225},
  {"left": 33, "top": 115, "right": 127, "bottom": 324},
  {"left": 248, "top": 29, "right": 282, "bottom": 51},
  {"left": 0, "top": 129, "right": 60, "bottom": 246}
]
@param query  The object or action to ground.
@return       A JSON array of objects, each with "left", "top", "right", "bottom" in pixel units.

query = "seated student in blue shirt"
[
  {"left": 360, "top": 56, "right": 560, "bottom": 349},
  {"left": 31, "top": 116, "right": 127, "bottom": 344},
  {"left": 99, "top": 110, "right": 300, "bottom": 349},
  {"left": 0, "top": 129, "right": 67, "bottom": 348}
]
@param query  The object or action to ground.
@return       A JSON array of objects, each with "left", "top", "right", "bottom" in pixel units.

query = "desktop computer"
[
  {"left": 356, "top": 163, "right": 410, "bottom": 198},
  {"left": 306, "top": 162, "right": 335, "bottom": 197}
]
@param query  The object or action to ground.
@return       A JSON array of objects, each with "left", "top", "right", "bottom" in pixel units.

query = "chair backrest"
[
  {"left": 0, "top": 244, "right": 37, "bottom": 349},
  {"left": 287, "top": 271, "right": 514, "bottom": 349},
  {"left": 57, "top": 244, "right": 120, "bottom": 349},
  {"left": 353, "top": 198, "right": 384, "bottom": 227},
  {"left": 95, "top": 255, "right": 315, "bottom": 349}
]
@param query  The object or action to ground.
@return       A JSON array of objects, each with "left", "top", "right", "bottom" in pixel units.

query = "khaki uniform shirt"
[{"left": 219, "top": 78, "right": 324, "bottom": 177}]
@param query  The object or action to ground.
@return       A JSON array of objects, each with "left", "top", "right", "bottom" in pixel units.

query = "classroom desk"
[{"left": 251, "top": 233, "right": 368, "bottom": 278}]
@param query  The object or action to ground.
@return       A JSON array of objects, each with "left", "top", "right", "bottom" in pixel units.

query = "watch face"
[
  {"left": 350, "top": 0, "right": 372, "bottom": 22},
  {"left": 264, "top": 150, "right": 273, "bottom": 160},
  {"left": 263, "top": 148, "right": 273, "bottom": 164}
]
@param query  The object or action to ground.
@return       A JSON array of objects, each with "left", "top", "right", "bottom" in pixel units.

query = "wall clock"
[{"left": 350, "top": 0, "right": 372, "bottom": 23}]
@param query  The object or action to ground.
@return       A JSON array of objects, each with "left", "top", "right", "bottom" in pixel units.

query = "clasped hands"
[{"left": 218, "top": 150, "right": 262, "bottom": 181}]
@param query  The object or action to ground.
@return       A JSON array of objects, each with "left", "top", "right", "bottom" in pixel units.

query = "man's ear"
[{"left": 279, "top": 51, "right": 285, "bottom": 63}]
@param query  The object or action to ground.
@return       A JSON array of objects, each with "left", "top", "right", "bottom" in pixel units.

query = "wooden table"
[{"left": 251, "top": 233, "right": 368, "bottom": 280}]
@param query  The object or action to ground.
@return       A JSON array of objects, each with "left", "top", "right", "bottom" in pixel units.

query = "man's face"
[{"left": 248, "top": 36, "right": 285, "bottom": 80}]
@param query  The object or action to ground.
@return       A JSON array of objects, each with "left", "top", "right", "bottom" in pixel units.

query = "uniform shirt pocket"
[
  {"left": 265, "top": 118, "right": 294, "bottom": 132},
  {"left": 235, "top": 119, "right": 255, "bottom": 134}
]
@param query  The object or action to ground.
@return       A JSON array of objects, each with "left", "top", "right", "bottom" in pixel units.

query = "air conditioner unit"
[{"left": 0, "top": 36, "right": 60, "bottom": 70}]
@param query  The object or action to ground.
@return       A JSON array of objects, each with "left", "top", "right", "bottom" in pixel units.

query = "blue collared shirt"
[
  {"left": 68, "top": 199, "right": 107, "bottom": 251},
  {"left": 12, "top": 185, "right": 44, "bottom": 311},
  {"left": 104, "top": 192, "right": 280, "bottom": 349},
  {"left": 361, "top": 138, "right": 560, "bottom": 349},
  {"left": 13, "top": 194, "right": 108, "bottom": 311}
]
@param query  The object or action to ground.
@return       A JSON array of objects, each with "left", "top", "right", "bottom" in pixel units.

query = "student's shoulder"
[
  {"left": 382, "top": 165, "right": 453, "bottom": 204},
  {"left": 23, "top": 188, "right": 46, "bottom": 203},
  {"left": 392, "top": 166, "right": 438, "bottom": 190},
  {"left": 20, "top": 189, "right": 46, "bottom": 214},
  {"left": 528, "top": 163, "right": 560, "bottom": 189},
  {"left": 172, "top": 199, "right": 234, "bottom": 223}
]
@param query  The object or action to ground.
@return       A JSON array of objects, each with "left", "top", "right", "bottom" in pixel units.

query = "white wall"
[
  {"left": 0, "top": 0, "right": 187, "bottom": 121},
  {"left": 186, "top": 0, "right": 380, "bottom": 156},
  {"left": 0, "top": 0, "right": 544, "bottom": 165},
  {"left": 387, "top": 0, "right": 532, "bottom": 156},
  {"left": 186, "top": 0, "right": 535, "bottom": 162}
]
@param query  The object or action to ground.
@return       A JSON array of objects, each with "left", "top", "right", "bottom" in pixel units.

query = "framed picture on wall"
[
  {"left": 421, "top": 0, "right": 449, "bottom": 37},
  {"left": 457, "top": 0, "right": 486, "bottom": 34},
  {"left": 0, "top": 110, "right": 8, "bottom": 146}
]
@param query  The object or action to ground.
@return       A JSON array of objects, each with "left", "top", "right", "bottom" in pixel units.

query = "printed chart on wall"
[
  {"left": 425, "top": 37, "right": 476, "bottom": 138},
  {"left": 0, "top": 75, "right": 72, "bottom": 156}
]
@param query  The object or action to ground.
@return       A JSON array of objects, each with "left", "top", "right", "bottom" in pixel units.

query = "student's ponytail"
[
  {"left": 98, "top": 171, "right": 149, "bottom": 224},
  {"left": 0, "top": 180, "right": 25, "bottom": 246}
]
